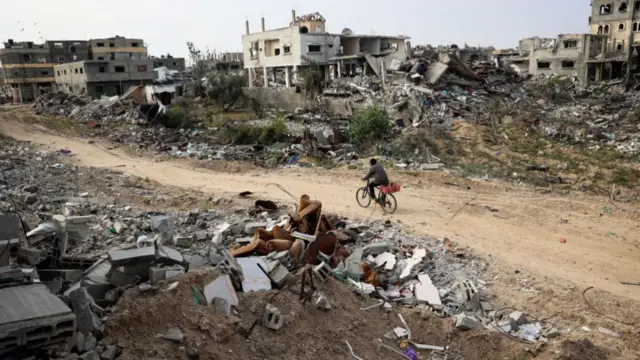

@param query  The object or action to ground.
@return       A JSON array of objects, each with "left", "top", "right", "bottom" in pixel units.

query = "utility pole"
[{"left": 625, "top": 3, "right": 636, "bottom": 90}]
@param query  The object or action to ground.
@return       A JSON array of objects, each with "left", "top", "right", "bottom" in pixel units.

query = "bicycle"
[{"left": 355, "top": 180, "right": 400, "bottom": 214}]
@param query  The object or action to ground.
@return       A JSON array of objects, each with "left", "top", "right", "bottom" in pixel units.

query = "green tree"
[{"left": 205, "top": 73, "right": 247, "bottom": 112}]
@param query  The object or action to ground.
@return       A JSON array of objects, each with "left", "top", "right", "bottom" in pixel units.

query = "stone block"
[
  {"left": 156, "top": 245, "right": 184, "bottom": 266},
  {"left": 149, "top": 266, "right": 185, "bottom": 285},
  {"left": 455, "top": 314, "right": 481, "bottom": 331},
  {"left": 313, "top": 262, "right": 332, "bottom": 282},
  {"left": 269, "top": 263, "right": 294, "bottom": 288},
  {"left": 262, "top": 303, "right": 284, "bottom": 330},
  {"left": 213, "top": 297, "right": 231, "bottom": 316},
  {"left": 108, "top": 247, "right": 155, "bottom": 267},
  {"left": 274, "top": 251, "right": 293, "bottom": 269}
]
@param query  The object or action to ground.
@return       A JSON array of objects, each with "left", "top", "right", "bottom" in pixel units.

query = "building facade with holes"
[
  {"left": 497, "top": 1, "right": 640, "bottom": 83},
  {"left": 241, "top": 10, "right": 409, "bottom": 88},
  {"left": 53, "top": 58, "right": 156, "bottom": 99},
  {"left": 0, "top": 39, "right": 89, "bottom": 102}
]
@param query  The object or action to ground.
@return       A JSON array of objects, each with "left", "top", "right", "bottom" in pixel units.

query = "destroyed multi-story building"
[
  {"left": 0, "top": 39, "right": 89, "bottom": 102},
  {"left": 152, "top": 55, "right": 186, "bottom": 72},
  {"left": 54, "top": 36, "right": 155, "bottom": 98},
  {"left": 496, "top": 0, "right": 640, "bottom": 84},
  {"left": 241, "top": 10, "right": 410, "bottom": 88}
]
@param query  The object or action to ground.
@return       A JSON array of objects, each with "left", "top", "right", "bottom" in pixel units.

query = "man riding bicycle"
[{"left": 362, "top": 158, "right": 389, "bottom": 203}]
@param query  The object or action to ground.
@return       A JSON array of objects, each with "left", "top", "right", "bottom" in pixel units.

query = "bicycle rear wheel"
[
  {"left": 378, "top": 193, "right": 397, "bottom": 214},
  {"left": 356, "top": 187, "right": 372, "bottom": 208}
]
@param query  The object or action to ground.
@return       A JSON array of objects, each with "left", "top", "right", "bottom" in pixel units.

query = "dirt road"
[{"left": 2, "top": 119, "right": 639, "bottom": 302}]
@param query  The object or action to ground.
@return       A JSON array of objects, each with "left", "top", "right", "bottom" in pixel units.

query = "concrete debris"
[
  {"left": 0, "top": 131, "right": 563, "bottom": 358},
  {"left": 598, "top": 327, "right": 621, "bottom": 339},
  {"left": 203, "top": 274, "right": 239, "bottom": 307},
  {"left": 162, "top": 327, "right": 184, "bottom": 343},
  {"left": 455, "top": 314, "right": 482, "bottom": 331},
  {"left": 262, "top": 303, "right": 284, "bottom": 331}
]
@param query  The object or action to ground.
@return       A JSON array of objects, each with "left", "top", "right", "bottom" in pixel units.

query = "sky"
[{"left": 1, "top": 0, "right": 591, "bottom": 60}]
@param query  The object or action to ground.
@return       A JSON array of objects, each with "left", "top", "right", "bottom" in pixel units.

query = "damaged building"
[
  {"left": 0, "top": 39, "right": 89, "bottom": 102},
  {"left": 53, "top": 37, "right": 156, "bottom": 98},
  {"left": 241, "top": 10, "right": 410, "bottom": 88},
  {"left": 497, "top": 1, "right": 640, "bottom": 84}
]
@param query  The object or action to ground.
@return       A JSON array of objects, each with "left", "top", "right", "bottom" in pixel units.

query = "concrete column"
[
  {"left": 363, "top": 62, "right": 368, "bottom": 75},
  {"left": 263, "top": 67, "right": 268, "bottom": 88},
  {"left": 324, "top": 65, "right": 330, "bottom": 82},
  {"left": 245, "top": 21, "right": 250, "bottom": 35},
  {"left": 291, "top": 10, "right": 296, "bottom": 25},
  {"left": 338, "top": 61, "right": 342, "bottom": 78},
  {"left": 293, "top": 65, "right": 298, "bottom": 84},
  {"left": 381, "top": 61, "right": 386, "bottom": 87},
  {"left": 595, "top": 63, "right": 602, "bottom": 81},
  {"left": 329, "top": 65, "right": 335, "bottom": 80},
  {"left": 248, "top": 68, "right": 254, "bottom": 88},
  {"left": 285, "top": 67, "right": 291, "bottom": 87},
  {"left": 261, "top": 17, "right": 265, "bottom": 32}
]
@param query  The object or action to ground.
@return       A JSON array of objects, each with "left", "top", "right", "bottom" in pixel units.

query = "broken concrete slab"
[
  {"left": 151, "top": 215, "right": 174, "bottom": 244},
  {"left": 455, "top": 314, "right": 481, "bottom": 331},
  {"left": 69, "top": 287, "right": 103, "bottom": 336},
  {"left": 426, "top": 62, "right": 449, "bottom": 84},
  {"left": 108, "top": 247, "right": 155, "bottom": 267},
  {"left": 414, "top": 273, "right": 442, "bottom": 306},
  {"left": 204, "top": 274, "right": 239, "bottom": 307},
  {"left": 156, "top": 245, "right": 184, "bottom": 266},
  {"left": 343, "top": 248, "right": 364, "bottom": 280},
  {"left": 0, "top": 284, "right": 77, "bottom": 355},
  {"left": 237, "top": 257, "right": 271, "bottom": 292}
]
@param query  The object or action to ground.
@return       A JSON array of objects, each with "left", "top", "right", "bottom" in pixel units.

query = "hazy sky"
[{"left": 1, "top": 0, "right": 590, "bottom": 60}]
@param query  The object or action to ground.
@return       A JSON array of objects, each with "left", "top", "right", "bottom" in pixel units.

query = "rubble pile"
[
  {"left": 0, "top": 135, "right": 564, "bottom": 359},
  {"left": 33, "top": 92, "right": 151, "bottom": 126}
]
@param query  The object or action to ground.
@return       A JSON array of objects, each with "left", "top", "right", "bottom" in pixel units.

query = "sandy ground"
[{"left": 1, "top": 118, "right": 639, "bottom": 305}]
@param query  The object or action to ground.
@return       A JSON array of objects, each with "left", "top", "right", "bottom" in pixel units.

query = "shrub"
[
  {"left": 227, "top": 117, "right": 289, "bottom": 145},
  {"left": 348, "top": 105, "right": 392, "bottom": 146},
  {"left": 165, "top": 107, "right": 187, "bottom": 128}
]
